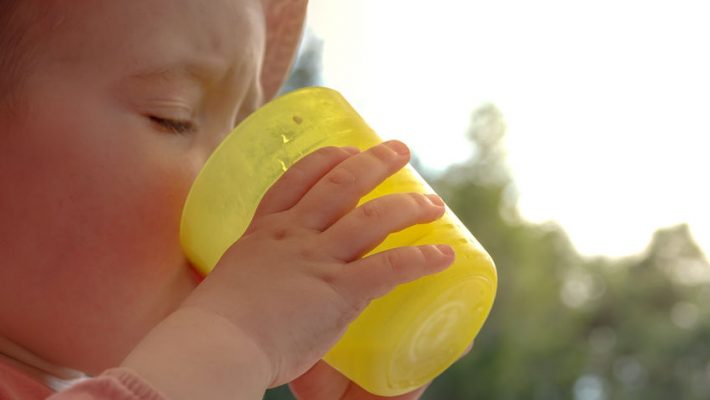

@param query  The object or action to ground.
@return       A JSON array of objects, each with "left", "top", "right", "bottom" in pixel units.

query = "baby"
[{"left": 0, "top": 1, "right": 458, "bottom": 399}]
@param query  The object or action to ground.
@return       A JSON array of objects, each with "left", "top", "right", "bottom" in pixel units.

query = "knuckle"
[
  {"left": 279, "top": 163, "right": 306, "bottom": 186},
  {"left": 264, "top": 223, "right": 302, "bottom": 241},
  {"left": 409, "top": 193, "right": 442, "bottom": 219},
  {"left": 327, "top": 167, "right": 357, "bottom": 186},
  {"left": 406, "top": 192, "right": 430, "bottom": 210},
  {"left": 360, "top": 201, "right": 384, "bottom": 220},
  {"left": 419, "top": 245, "right": 439, "bottom": 263},
  {"left": 398, "top": 193, "right": 429, "bottom": 214},
  {"left": 369, "top": 144, "right": 397, "bottom": 163},
  {"left": 317, "top": 146, "right": 349, "bottom": 160},
  {"left": 383, "top": 249, "right": 406, "bottom": 278},
  {"left": 271, "top": 228, "right": 289, "bottom": 241}
]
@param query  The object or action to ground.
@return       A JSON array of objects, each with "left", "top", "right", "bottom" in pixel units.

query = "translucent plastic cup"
[{"left": 180, "top": 87, "right": 497, "bottom": 396}]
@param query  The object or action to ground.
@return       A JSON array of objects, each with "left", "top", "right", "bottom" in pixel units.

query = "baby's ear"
[{"left": 260, "top": 0, "right": 308, "bottom": 101}]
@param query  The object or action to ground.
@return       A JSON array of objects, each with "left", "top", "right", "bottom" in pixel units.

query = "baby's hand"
[
  {"left": 121, "top": 141, "right": 453, "bottom": 399},
  {"left": 182, "top": 141, "right": 453, "bottom": 386}
]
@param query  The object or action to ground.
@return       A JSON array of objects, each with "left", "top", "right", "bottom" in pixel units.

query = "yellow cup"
[{"left": 180, "top": 87, "right": 497, "bottom": 396}]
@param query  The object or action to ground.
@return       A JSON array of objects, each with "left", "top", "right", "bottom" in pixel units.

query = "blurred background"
[{"left": 267, "top": 1, "right": 710, "bottom": 399}]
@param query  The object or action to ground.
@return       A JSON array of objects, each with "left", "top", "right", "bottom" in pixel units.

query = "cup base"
[{"left": 385, "top": 277, "right": 491, "bottom": 392}]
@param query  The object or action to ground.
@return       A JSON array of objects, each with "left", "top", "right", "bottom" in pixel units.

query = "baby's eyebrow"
[{"left": 126, "top": 60, "right": 225, "bottom": 87}]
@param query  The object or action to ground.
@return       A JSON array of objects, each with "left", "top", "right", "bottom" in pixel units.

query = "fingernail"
[
  {"left": 425, "top": 194, "right": 445, "bottom": 207},
  {"left": 342, "top": 146, "right": 360, "bottom": 155},
  {"left": 384, "top": 140, "right": 409, "bottom": 156},
  {"left": 436, "top": 244, "right": 455, "bottom": 258}
]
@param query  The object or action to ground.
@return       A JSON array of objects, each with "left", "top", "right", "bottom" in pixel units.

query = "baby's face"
[{"left": 0, "top": 0, "right": 265, "bottom": 373}]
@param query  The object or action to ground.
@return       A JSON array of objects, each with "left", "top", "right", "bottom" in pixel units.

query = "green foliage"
[{"left": 421, "top": 105, "right": 710, "bottom": 400}]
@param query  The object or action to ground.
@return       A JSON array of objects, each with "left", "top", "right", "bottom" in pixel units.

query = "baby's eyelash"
[{"left": 149, "top": 116, "right": 196, "bottom": 135}]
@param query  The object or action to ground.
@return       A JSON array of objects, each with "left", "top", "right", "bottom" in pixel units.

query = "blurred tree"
[
  {"left": 422, "top": 104, "right": 710, "bottom": 400},
  {"left": 421, "top": 104, "right": 585, "bottom": 400}
]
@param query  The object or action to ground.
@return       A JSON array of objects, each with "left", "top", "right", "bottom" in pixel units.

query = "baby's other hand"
[{"left": 182, "top": 141, "right": 453, "bottom": 387}]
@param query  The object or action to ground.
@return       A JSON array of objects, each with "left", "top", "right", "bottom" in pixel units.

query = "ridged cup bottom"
[{"left": 386, "top": 277, "right": 491, "bottom": 390}]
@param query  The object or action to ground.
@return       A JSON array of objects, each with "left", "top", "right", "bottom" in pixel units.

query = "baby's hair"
[{"left": 0, "top": 0, "right": 42, "bottom": 114}]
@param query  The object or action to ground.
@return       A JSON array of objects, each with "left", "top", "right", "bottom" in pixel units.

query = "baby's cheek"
[
  {"left": 74, "top": 150, "right": 202, "bottom": 366},
  {"left": 3, "top": 72, "right": 208, "bottom": 370},
  {"left": 114, "top": 154, "right": 200, "bottom": 280},
  {"left": 52, "top": 120, "right": 199, "bottom": 302}
]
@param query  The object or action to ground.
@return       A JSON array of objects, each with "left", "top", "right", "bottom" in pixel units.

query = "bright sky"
[{"left": 306, "top": 0, "right": 710, "bottom": 258}]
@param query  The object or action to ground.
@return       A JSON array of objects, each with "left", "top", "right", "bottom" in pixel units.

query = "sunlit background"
[
  {"left": 307, "top": 0, "right": 710, "bottom": 259},
  {"left": 267, "top": 1, "right": 710, "bottom": 399}
]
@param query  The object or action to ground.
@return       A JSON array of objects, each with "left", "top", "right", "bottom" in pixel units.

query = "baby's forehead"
[
  {"left": 38, "top": 0, "right": 265, "bottom": 74},
  {"left": 3, "top": 0, "right": 305, "bottom": 109}
]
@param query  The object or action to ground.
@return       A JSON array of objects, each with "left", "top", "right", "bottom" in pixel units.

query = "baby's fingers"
[
  {"left": 336, "top": 245, "right": 455, "bottom": 310},
  {"left": 252, "top": 146, "right": 359, "bottom": 220},
  {"left": 323, "top": 193, "right": 445, "bottom": 262},
  {"left": 292, "top": 141, "right": 410, "bottom": 231}
]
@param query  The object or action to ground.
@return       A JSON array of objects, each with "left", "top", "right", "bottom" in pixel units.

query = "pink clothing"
[
  {"left": 47, "top": 370, "right": 167, "bottom": 400},
  {"left": 1, "top": 358, "right": 166, "bottom": 400}
]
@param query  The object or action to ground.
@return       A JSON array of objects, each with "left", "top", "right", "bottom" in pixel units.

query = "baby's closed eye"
[{"left": 149, "top": 115, "right": 197, "bottom": 135}]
